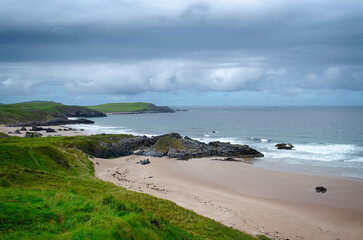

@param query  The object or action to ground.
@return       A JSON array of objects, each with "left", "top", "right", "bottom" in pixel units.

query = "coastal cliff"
[
  {"left": 0, "top": 101, "right": 106, "bottom": 125},
  {"left": 68, "top": 132, "right": 264, "bottom": 159},
  {"left": 0, "top": 101, "right": 176, "bottom": 126},
  {"left": 88, "top": 102, "right": 175, "bottom": 114}
]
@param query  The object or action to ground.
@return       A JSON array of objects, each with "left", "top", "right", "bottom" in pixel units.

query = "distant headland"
[{"left": 0, "top": 101, "right": 175, "bottom": 126}]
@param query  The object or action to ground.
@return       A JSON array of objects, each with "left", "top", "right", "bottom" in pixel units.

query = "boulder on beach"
[
  {"left": 14, "top": 129, "right": 21, "bottom": 134},
  {"left": 275, "top": 143, "right": 294, "bottom": 150},
  {"left": 140, "top": 159, "right": 150, "bottom": 165},
  {"left": 24, "top": 132, "right": 42, "bottom": 138},
  {"left": 46, "top": 128, "right": 56, "bottom": 133},
  {"left": 20, "top": 127, "right": 27, "bottom": 131},
  {"left": 31, "top": 126, "right": 44, "bottom": 131},
  {"left": 315, "top": 186, "right": 327, "bottom": 193}
]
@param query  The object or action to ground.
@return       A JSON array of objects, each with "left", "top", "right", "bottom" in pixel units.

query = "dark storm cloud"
[{"left": 0, "top": 0, "right": 362, "bottom": 98}]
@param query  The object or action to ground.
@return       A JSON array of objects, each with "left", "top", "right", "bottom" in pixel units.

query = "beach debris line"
[
  {"left": 275, "top": 143, "right": 294, "bottom": 150},
  {"left": 315, "top": 186, "right": 327, "bottom": 193}
]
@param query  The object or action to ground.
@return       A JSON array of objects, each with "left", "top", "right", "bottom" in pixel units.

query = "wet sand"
[{"left": 92, "top": 155, "right": 363, "bottom": 240}]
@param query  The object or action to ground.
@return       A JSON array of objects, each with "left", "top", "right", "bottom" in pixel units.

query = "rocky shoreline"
[
  {"left": 73, "top": 132, "right": 264, "bottom": 160},
  {"left": 8, "top": 118, "right": 94, "bottom": 127}
]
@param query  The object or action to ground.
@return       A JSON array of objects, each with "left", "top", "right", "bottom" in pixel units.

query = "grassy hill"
[
  {"left": 88, "top": 102, "right": 174, "bottom": 113},
  {"left": 0, "top": 134, "right": 264, "bottom": 239},
  {"left": 0, "top": 102, "right": 105, "bottom": 125}
]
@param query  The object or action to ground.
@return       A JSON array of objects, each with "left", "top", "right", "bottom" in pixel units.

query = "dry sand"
[
  {"left": 92, "top": 155, "right": 363, "bottom": 240},
  {"left": 0, "top": 125, "right": 87, "bottom": 137}
]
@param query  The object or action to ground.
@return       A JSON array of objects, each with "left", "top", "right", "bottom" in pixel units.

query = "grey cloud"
[
  {"left": 0, "top": 61, "right": 270, "bottom": 95},
  {"left": 302, "top": 66, "right": 363, "bottom": 90},
  {"left": 180, "top": 2, "right": 211, "bottom": 22},
  {"left": 0, "top": 0, "right": 362, "bottom": 99}
]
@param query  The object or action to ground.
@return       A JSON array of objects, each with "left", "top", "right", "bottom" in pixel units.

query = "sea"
[{"left": 68, "top": 106, "right": 363, "bottom": 180}]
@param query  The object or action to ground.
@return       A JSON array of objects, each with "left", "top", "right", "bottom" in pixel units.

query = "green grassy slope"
[
  {"left": 88, "top": 102, "right": 174, "bottom": 113},
  {"left": 88, "top": 102, "right": 151, "bottom": 112},
  {"left": 0, "top": 135, "right": 261, "bottom": 240},
  {"left": 0, "top": 102, "right": 104, "bottom": 124}
]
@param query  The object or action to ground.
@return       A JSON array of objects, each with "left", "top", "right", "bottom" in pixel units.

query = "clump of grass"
[
  {"left": 0, "top": 132, "right": 9, "bottom": 138},
  {"left": 153, "top": 136, "right": 189, "bottom": 154}
]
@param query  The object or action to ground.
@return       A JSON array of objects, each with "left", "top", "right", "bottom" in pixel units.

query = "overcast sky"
[{"left": 0, "top": 0, "right": 362, "bottom": 105}]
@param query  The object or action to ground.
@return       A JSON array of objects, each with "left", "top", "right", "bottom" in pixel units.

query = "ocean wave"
[
  {"left": 200, "top": 136, "right": 247, "bottom": 145},
  {"left": 66, "top": 124, "right": 155, "bottom": 137},
  {"left": 265, "top": 143, "right": 363, "bottom": 162},
  {"left": 250, "top": 137, "right": 270, "bottom": 142},
  {"left": 344, "top": 157, "right": 363, "bottom": 163}
]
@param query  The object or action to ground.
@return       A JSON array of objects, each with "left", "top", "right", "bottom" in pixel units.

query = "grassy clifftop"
[
  {"left": 88, "top": 102, "right": 174, "bottom": 113},
  {"left": 0, "top": 101, "right": 105, "bottom": 125},
  {"left": 0, "top": 134, "right": 261, "bottom": 240}
]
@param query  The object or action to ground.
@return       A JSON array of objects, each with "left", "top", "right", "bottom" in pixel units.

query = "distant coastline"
[{"left": 0, "top": 101, "right": 176, "bottom": 126}]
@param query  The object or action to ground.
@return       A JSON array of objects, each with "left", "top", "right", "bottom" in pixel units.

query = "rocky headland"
[
  {"left": 71, "top": 132, "right": 264, "bottom": 160},
  {"left": 8, "top": 118, "right": 95, "bottom": 127}
]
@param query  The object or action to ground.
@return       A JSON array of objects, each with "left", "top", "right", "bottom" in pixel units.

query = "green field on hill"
[
  {"left": 0, "top": 102, "right": 104, "bottom": 124},
  {"left": 88, "top": 102, "right": 173, "bottom": 113},
  {"left": 0, "top": 133, "right": 264, "bottom": 240}
]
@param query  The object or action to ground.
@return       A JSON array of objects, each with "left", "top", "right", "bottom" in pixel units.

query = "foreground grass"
[{"left": 0, "top": 135, "right": 260, "bottom": 239}]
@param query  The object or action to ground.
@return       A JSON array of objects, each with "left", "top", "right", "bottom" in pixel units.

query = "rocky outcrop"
[
  {"left": 73, "top": 132, "right": 263, "bottom": 160},
  {"left": 139, "top": 159, "right": 151, "bottom": 165},
  {"left": 165, "top": 138, "right": 264, "bottom": 160},
  {"left": 315, "top": 186, "right": 327, "bottom": 193},
  {"left": 54, "top": 105, "right": 106, "bottom": 117},
  {"left": 24, "top": 132, "right": 42, "bottom": 138},
  {"left": 9, "top": 118, "right": 94, "bottom": 127},
  {"left": 46, "top": 128, "right": 56, "bottom": 133},
  {"left": 145, "top": 104, "right": 175, "bottom": 113},
  {"left": 275, "top": 143, "right": 294, "bottom": 150}
]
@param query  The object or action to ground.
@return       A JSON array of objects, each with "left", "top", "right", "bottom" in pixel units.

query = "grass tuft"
[{"left": 153, "top": 136, "right": 190, "bottom": 154}]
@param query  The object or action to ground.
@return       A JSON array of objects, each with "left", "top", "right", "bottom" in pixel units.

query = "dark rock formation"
[
  {"left": 54, "top": 105, "right": 106, "bottom": 118},
  {"left": 275, "top": 143, "right": 294, "bottom": 150},
  {"left": 165, "top": 138, "right": 264, "bottom": 160},
  {"left": 9, "top": 118, "right": 94, "bottom": 127},
  {"left": 14, "top": 129, "right": 21, "bottom": 134},
  {"left": 140, "top": 159, "right": 150, "bottom": 165},
  {"left": 315, "top": 186, "right": 327, "bottom": 193},
  {"left": 46, "top": 128, "right": 56, "bottom": 133},
  {"left": 20, "top": 127, "right": 27, "bottom": 131},
  {"left": 24, "top": 132, "right": 42, "bottom": 138},
  {"left": 134, "top": 149, "right": 164, "bottom": 157},
  {"left": 174, "top": 109, "right": 189, "bottom": 112},
  {"left": 144, "top": 104, "right": 175, "bottom": 113},
  {"left": 70, "top": 132, "right": 264, "bottom": 160},
  {"left": 31, "top": 126, "right": 45, "bottom": 131}
]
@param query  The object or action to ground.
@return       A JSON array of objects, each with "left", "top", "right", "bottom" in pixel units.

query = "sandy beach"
[
  {"left": 92, "top": 155, "right": 363, "bottom": 240},
  {"left": 0, "top": 125, "right": 87, "bottom": 137}
]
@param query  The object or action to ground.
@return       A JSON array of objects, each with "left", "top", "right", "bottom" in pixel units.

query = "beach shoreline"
[
  {"left": 0, "top": 125, "right": 88, "bottom": 137},
  {"left": 92, "top": 155, "right": 363, "bottom": 240}
]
